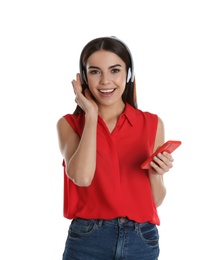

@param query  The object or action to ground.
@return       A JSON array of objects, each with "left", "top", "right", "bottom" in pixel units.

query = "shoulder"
[
  {"left": 130, "top": 105, "right": 157, "bottom": 118},
  {"left": 56, "top": 115, "right": 81, "bottom": 146},
  {"left": 157, "top": 116, "right": 164, "bottom": 130},
  {"left": 57, "top": 113, "right": 85, "bottom": 136},
  {"left": 57, "top": 113, "right": 82, "bottom": 126},
  {"left": 135, "top": 108, "right": 158, "bottom": 125},
  {"left": 125, "top": 104, "right": 158, "bottom": 124},
  {"left": 156, "top": 116, "right": 165, "bottom": 135},
  {"left": 56, "top": 116, "right": 72, "bottom": 137}
]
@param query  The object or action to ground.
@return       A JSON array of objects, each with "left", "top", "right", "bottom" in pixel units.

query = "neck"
[{"left": 98, "top": 101, "right": 126, "bottom": 121}]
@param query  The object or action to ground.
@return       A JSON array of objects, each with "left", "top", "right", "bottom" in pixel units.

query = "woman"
[{"left": 57, "top": 36, "right": 174, "bottom": 260}]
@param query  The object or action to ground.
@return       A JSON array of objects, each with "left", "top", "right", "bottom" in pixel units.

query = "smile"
[{"left": 99, "top": 89, "right": 115, "bottom": 94}]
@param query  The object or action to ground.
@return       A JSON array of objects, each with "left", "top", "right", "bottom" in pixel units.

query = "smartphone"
[{"left": 140, "top": 140, "right": 182, "bottom": 170}]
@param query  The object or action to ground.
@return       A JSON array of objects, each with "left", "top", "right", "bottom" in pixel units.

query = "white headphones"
[{"left": 126, "top": 67, "right": 132, "bottom": 83}]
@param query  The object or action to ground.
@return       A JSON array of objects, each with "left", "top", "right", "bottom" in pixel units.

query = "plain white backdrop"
[{"left": 0, "top": 0, "right": 213, "bottom": 259}]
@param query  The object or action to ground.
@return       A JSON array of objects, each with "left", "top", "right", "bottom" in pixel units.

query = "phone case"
[{"left": 140, "top": 140, "right": 182, "bottom": 170}]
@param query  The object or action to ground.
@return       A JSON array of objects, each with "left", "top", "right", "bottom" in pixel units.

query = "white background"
[{"left": 0, "top": 0, "right": 213, "bottom": 259}]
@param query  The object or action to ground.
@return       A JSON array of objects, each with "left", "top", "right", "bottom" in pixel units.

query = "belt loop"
[
  {"left": 96, "top": 219, "right": 103, "bottom": 227},
  {"left": 135, "top": 222, "right": 139, "bottom": 231}
]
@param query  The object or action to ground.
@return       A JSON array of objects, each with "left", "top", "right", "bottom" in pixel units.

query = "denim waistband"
[{"left": 95, "top": 217, "right": 144, "bottom": 229}]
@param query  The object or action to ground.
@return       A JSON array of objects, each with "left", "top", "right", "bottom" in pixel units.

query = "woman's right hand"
[{"left": 72, "top": 73, "right": 98, "bottom": 115}]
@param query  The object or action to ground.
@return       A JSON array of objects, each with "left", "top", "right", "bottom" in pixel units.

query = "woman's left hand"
[{"left": 149, "top": 152, "right": 174, "bottom": 175}]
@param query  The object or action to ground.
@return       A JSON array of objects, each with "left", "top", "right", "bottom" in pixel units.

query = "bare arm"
[
  {"left": 57, "top": 113, "right": 97, "bottom": 186},
  {"left": 56, "top": 74, "right": 98, "bottom": 187},
  {"left": 148, "top": 117, "right": 174, "bottom": 207}
]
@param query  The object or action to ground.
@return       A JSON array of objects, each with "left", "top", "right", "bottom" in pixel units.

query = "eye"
[
  {"left": 111, "top": 68, "right": 120, "bottom": 73},
  {"left": 89, "top": 69, "right": 100, "bottom": 75}
]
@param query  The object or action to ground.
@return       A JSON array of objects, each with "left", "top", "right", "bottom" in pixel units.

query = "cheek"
[
  {"left": 115, "top": 76, "right": 126, "bottom": 89},
  {"left": 87, "top": 77, "right": 97, "bottom": 90},
  {"left": 88, "top": 85, "right": 96, "bottom": 95},
  {"left": 87, "top": 75, "right": 94, "bottom": 84},
  {"left": 87, "top": 81, "right": 97, "bottom": 96},
  {"left": 118, "top": 71, "right": 127, "bottom": 85}
]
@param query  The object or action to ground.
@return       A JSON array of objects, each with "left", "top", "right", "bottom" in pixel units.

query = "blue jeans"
[{"left": 62, "top": 217, "right": 159, "bottom": 260}]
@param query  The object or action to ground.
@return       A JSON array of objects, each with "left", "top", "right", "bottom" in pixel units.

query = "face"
[{"left": 85, "top": 50, "right": 127, "bottom": 107}]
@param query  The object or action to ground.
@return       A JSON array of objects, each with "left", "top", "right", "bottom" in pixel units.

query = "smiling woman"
[
  {"left": 76, "top": 36, "right": 136, "bottom": 114},
  {"left": 56, "top": 36, "right": 175, "bottom": 260},
  {"left": 85, "top": 50, "right": 127, "bottom": 107}
]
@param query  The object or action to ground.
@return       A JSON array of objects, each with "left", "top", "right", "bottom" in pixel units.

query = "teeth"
[{"left": 100, "top": 89, "right": 114, "bottom": 93}]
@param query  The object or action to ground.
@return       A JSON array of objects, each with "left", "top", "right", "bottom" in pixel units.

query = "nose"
[{"left": 100, "top": 72, "right": 110, "bottom": 85}]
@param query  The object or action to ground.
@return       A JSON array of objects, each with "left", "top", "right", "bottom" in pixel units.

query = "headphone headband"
[{"left": 79, "top": 36, "right": 135, "bottom": 84}]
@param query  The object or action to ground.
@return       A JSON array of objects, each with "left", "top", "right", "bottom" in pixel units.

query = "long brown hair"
[{"left": 74, "top": 36, "right": 137, "bottom": 114}]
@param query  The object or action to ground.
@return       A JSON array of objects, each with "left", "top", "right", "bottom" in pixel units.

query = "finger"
[
  {"left": 154, "top": 156, "right": 170, "bottom": 172},
  {"left": 156, "top": 153, "right": 174, "bottom": 167},
  {"left": 163, "top": 152, "right": 174, "bottom": 162},
  {"left": 149, "top": 161, "right": 165, "bottom": 175},
  {"left": 71, "top": 80, "right": 77, "bottom": 95},
  {"left": 76, "top": 73, "right": 82, "bottom": 84},
  {"left": 72, "top": 74, "right": 82, "bottom": 93},
  {"left": 150, "top": 154, "right": 173, "bottom": 174}
]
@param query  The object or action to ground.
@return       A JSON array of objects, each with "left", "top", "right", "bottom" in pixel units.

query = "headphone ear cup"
[{"left": 126, "top": 68, "right": 132, "bottom": 82}]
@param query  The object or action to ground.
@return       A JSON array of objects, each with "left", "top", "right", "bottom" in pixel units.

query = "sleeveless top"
[{"left": 62, "top": 103, "right": 160, "bottom": 224}]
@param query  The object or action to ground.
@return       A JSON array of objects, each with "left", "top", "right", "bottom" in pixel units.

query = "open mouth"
[{"left": 99, "top": 89, "right": 115, "bottom": 95}]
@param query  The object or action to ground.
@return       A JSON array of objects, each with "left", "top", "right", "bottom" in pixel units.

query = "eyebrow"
[{"left": 88, "top": 64, "right": 122, "bottom": 70}]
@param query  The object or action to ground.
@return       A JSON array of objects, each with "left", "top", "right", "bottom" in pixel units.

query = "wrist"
[{"left": 85, "top": 111, "right": 98, "bottom": 124}]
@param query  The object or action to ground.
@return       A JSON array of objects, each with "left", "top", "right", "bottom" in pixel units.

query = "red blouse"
[{"left": 62, "top": 103, "right": 160, "bottom": 224}]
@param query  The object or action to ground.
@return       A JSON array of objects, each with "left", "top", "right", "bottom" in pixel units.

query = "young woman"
[{"left": 57, "top": 36, "right": 174, "bottom": 260}]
